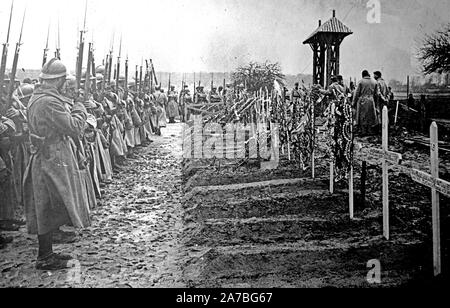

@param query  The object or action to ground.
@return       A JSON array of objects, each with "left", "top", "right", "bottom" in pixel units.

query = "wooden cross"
[
  {"left": 364, "top": 107, "right": 403, "bottom": 240},
  {"left": 409, "top": 122, "right": 449, "bottom": 276}
]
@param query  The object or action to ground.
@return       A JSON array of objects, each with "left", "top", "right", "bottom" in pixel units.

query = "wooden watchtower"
[{"left": 303, "top": 10, "right": 353, "bottom": 88}]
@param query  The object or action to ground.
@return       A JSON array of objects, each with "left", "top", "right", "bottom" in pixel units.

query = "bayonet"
[
  {"left": 0, "top": 0, "right": 14, "bottom": 95},
  {"left": 124, "top": 55, "right": 128, "bottom": 100},
  {"left": 83, "top": 0, "right": 88, "bottom": 33},
  {"left": 55, "top": 18, "right": 61, "bottom": 59},
  {"left": 139, "top": 60, "right": 143, "bottom": 94},
  {"left": 150, "top": 59, "right": 158, "bottom": 90},
  {"left": 42, "top": 22, "right": 50, "bottom": 67},
  {"left": 7, "top": 7, "right": 26, "bottom": 106},
  {"left": 115, "top": 34, "right": 122, "bottom": 95},
  {"left": 84, "top": 42, "right": 92, "bottom": 102},
  {"left": 168, "top": 73, "right": 171, "bottom": 92},
  {"left": 135, "top": 65, "right": 139, "bottom": 94}
]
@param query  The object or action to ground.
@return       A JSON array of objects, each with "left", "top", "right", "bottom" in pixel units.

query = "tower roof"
[{"left": 303, "top": 11, "right": 353, "bottom": 44}]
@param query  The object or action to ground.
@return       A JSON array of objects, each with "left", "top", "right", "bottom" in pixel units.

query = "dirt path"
[{"left": 0, "top": 124, "right": 186, "bottom": 288}]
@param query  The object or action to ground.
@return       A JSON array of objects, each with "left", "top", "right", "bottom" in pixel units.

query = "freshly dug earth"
[{"left": 180, "top": 132, "right": 450, "bottom": 288}]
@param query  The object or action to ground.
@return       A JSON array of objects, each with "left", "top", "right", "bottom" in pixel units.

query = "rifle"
[
  {"left": 147, "top": 59, "right": 153, "bottom": 94},
  {"left": 168, "top": 73, "right": 171, "bottom": 93},
  {"left": 115, "top": 35, "right": 122, "bottom": 95},
  {"left": 135, "top": 65, "right": 139, "bottom": 94},
  {"left": 139, "top": 61, "right": 143, "bottom": 94},
  {"left": 181, "top": 73, "right": 185, "bottom": 95},
  {"left": 7, "top": 8, "right": 26, "bottom": 108},
  {"left": 42, "top": 23, "right": 50, "bottom": 67},
  {"left": 84, "top": 42, "right": 92, "bottom": 102},
  {"left": 107, "top": 35, "right": 114, "bottom": 84},
  {"left": 102, "top": 54, "right": 109, "bottom": 92},
  {"left": 144, "top": 60, "right": 150, "bottom": 94},
  {"left": 124, "top": 56, "right": 128, "bottom": 100},
  {"left": 150, "top": 59, "right": 158, "bottom": 87},
  {"left": 76, "top": 0, "right": 88, "bottom": 91},
  {"left": 55, "top": 19, "right": 61, "bottom": 60},
  {"left": 0, "top": 0, "right": 14, "bottom": 99},
  {"left": 91, "top": 45, "right": 97, "bottom": 93}
]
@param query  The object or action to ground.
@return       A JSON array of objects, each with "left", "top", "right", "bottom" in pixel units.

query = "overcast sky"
[{"left": 0, "top": 0, "right": 449, "bottom": 80}]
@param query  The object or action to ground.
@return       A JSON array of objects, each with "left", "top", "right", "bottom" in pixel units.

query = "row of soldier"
[{"left": 0, "top": 58, "right": 193, "bottom": 270}]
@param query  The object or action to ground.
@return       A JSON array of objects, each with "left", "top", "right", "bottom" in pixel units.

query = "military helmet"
[
  {"left": 118, "top": 75, "right": 126, "bottom": 82},
  {"left": 40, "top": 58, "right": 67, "bottom": 80},
  {"left": 81, "top": 69, "right": 96, "bottom": 81},
  {"left": 15, "top": 84, "right": 35, "bottom": 99},
  {"left": 96, "top": 65, "right": 106, "bottom": 75},
  {"left": 86, "top": 114, "right": 97, "bottom": 128},
  {"left": 65, "top": 75, "right": 77, "bottom": 88},
  {"left": 96, "top": 73, "right": 104, "bottom": 81}
]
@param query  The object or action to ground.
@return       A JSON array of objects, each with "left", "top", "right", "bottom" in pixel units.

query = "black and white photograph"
[{"left": 0, "top": 0, "right": 450, "bottom": 291}]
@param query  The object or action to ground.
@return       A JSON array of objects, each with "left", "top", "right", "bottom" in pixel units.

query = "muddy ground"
[
  {"left": 1, "top": 123, "right": 449, "bottom": 288},
  {"left": 0, "top": 125, "right": 185, "bottom": 288},
  {"left": 180, "top": 127, "right": 450, "bottom": 288}
]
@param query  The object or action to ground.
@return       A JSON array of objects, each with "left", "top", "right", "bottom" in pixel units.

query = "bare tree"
[
  {"left": 232, "top": 61, "right": 285, "bottom": 92},
  {"left": 418, "top": 23, "right": 450, "bottom": 74}
]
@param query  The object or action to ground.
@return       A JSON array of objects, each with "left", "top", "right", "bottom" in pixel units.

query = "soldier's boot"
[{"left": 36, "top": 253, "right": 74, "bottom": 271}]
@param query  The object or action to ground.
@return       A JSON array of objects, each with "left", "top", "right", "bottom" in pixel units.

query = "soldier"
[
  {"left": 61, "top": 75, "right": 98, "bottom": 213},
  {"left": 9, "top": 84, "right": 34, "bottom": 216},
  {"left": 353, "top": 70, "right": 378, "bottom": 136},
  {"left": 291, "top": 82, "right": 305, "bottom": 117},
  {"left": 321, "top": 76, "right": 346, "bottom": 101},
  {"left": 195, "top": 86, "right": 207, "bottom": 104},
  {"left": 23, "top": 59, "right": 90, "bottom": 270},
  {"left": 152, "top": 86, "right": 167, "bottom": 134},
  {"left": 209, "top": 87, "right": 222, "bottom": 113},
  {"left": 0, "top": 113, "right": 18, "bottom": 232},
  {"left": 167, "top": 85, "right": 179, "bottom": 124},
  {"left": 374, "top": 71, "right": 389, "bottom": 116},
  {"left": 237, "top": 84, "right": 247, "bottom": 100},
  {"left": 105, "top": 92, "right": 128, "bottom": 171},
  {"left": 1, "top": 115, "right": 16, "bottom": 247},
  {"left": 192, "top": 86, "right": 207, "bottom": 117},
  {"left": 178, "top": 85, "right": 188, "bottom": 123},
  {"left": 208, "top": 87, "right": 221, "bottom": 104}
]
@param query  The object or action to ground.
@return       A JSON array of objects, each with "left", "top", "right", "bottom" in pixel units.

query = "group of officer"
[{"left": 0, "top": 58, "right": 181, "bottom": 270}]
